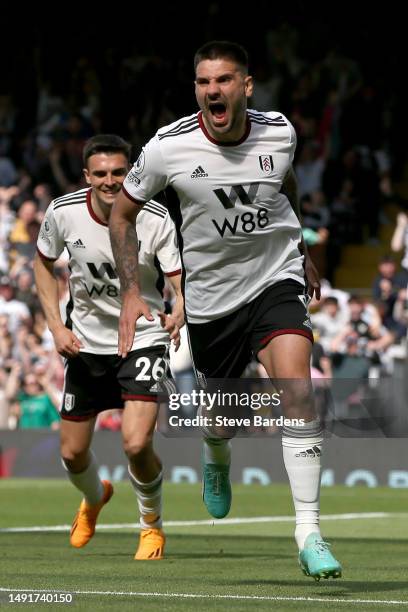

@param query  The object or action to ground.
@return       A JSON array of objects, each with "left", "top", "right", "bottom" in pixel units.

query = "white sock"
[
  {"left": 128, "top": 467, "right": 163, "bottom": 529},
  {"left": 203, "top": 437, "right": 231, "bottom": 465},
  {"left": 61, "top": 451, "right": 104, "bottom": 506},
  {"left": 282, "top": 433, "right": 322, "bottom": 550}
]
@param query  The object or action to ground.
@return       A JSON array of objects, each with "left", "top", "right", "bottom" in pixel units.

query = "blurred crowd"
[{"left": 1, "top": 16, "right": 407, "bottom": 429}]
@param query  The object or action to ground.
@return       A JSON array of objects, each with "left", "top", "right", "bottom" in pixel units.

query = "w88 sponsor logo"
[
  {"left": 211, "top": 182, "right": 269, "bottom": 236},
  {"left": 212, "top": 209, "right": 269, "bottom": 237}
]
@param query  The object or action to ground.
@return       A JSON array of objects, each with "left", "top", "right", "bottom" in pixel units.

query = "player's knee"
[
  {"left": 60, "top": 443, "right": 89, "bottom": 468},
  {"left": 123, "top": 435, "right": 153, "bottom": 463},
  {"left": 280, "top": 382, "right": 315, "bottom": 419}
]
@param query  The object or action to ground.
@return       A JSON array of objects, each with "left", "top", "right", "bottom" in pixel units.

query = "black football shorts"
[
  {"left": 60, "top": 345, "right": 170, "bottom": 421},
  {"left": 187, "top": 280, "right": 313, "bottom": 379}
]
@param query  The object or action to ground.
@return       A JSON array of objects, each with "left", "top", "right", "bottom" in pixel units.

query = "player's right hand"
[
  {"left": 53, "top": 327, "right": 83, "bottom": 358},
  {"left": 158, "top": 312, "right": 181, "bottom": 351},
  {"left": 118, "top": 292, "right": 154, "bottom": 357}
]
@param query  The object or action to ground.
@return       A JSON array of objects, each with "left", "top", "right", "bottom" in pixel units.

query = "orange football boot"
[
  {"left": 70, "top": 480, "right": 113, "bottom": 548},
  {"left": 134, "top": 528, "right": 166, "bottom": 560}
]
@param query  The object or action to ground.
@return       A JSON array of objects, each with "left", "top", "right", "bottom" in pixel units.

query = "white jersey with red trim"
[
  {"left": 37, "top": 187, "right": 181, "bottom": 353},
  {"left": 122, "top": 109, "right": 304, "bottom": 324}
]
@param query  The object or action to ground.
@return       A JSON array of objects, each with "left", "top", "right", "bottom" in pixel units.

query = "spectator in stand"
[
  {"left": 300, "top": 192, "right": 331, "bottom": 277},
  {"left": 0, "top": 186, "right": 18, "bottom": 273},
  {"left": 372, "top": 255, "right": 408, "bottom": 328},
  {"left": 14, "top": 268, "right": 39, "bottom": 314},
  {"left": 300, "top": 191, "right": 330, "bottom": 232},
  {"left": 8, "top": 199, "right": 41, "bottom": 260},
  {"left": 0, "top": 276, "right": 31, "bottom": 334},
  {"left": 315, "top": 279, "right": 350, "bottom": 314},
  {"left": 311, "top": 296, "right": 348, "bottom": 354},
  {"left": 0, "top": 313, "right": 12, "bottom": 368},
  {"left": 0, "top": 360, "right": 22, "bottom": 428},
  {"left": 11, "top": 369, "right": 60, "bottom": 430},
  {"left": 0, "top": 152, "right": 18, "bottom": 188},
  {"left": 250, "top": 61, "right": 282, "bottom": 112},
  {"left": 33, "top": 183, "right": 55, "bottom": 214},
  {"left": 295, "top": 141, "right": 326, "bottom": 199},
  {"left": 331, "top": 295, "right": 394, "bottom": 368},
  {"left": 0, "top": 93, "right": 16, "bottom": 140},
  {"left": 344, "top": 148, "right": 381, "bottom": 243}
]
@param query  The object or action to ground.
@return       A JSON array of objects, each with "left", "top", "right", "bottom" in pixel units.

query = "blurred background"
[{"left": 1, "top": 2, "right": 408, "bottom": 445}]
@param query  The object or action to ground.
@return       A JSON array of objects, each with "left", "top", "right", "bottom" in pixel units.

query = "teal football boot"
[
  {"left": 202, "top": 462, "right": 231, "bottom": 519},
  {"left": 299, "top": 533, "right": 342, "bottom": 581}
]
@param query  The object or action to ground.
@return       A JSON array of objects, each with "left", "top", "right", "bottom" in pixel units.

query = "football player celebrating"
[
  {"left": 35, "top": 134, "right": 183, "bottom": 560},
  {"left": 109, "top": 42, "right": 341, "bottom": 580}
]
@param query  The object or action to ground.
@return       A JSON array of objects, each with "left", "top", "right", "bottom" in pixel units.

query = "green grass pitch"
[{"left": 1, "top": 480, "right": 408, "bottom": 610}]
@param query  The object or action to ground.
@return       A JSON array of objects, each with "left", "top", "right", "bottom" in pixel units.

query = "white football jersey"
[
  {"left": 37, "top": 188, "right": 181, "bottom": 353},
  {"left": 123, "top": 110, "right": 304, "bottom": 324}
]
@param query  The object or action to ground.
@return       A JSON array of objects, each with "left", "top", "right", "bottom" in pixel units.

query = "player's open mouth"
[{"left": 209, "top": 103, "right": 227, "bottom": 123}]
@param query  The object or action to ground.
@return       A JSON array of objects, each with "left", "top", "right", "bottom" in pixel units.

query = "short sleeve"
[
  {"left": 154, "top": 212, "right": 181, "bottom": 276},
  {"left": 123, "top": 135, "right": 168, "bottom": 204},
  {"left": 286, "top": 118, "right": 297, "bottom": 164},
  {"left": 36, "top": 204, "right": 65, "bottom": 260}
]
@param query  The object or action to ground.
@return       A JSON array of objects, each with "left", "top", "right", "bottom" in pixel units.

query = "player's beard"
[
  {"left": 205, "top": 96, "right": 247, "bottom": 141},
  {"left": 210, "top": 110, "right": 246, "bottom": 141}
]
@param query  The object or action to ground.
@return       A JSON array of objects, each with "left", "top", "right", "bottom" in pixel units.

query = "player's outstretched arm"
[
  {"left": 33, "top": 253, "right": 83, "bottom": 357},
  {"left": 109, "top": 190, "right": 154, "bottom": 357}
]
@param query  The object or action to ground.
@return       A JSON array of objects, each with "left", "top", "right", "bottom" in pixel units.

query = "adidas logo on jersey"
[
  {"left": 295, "top": 445, "right": 321, "bottom": 458},
  {"left": 72, "top": 239, "right": 85, "bottom": 248},
  {"left": 191, "top": 165, "right": 208, "bottom": 178},
  {"left": 303, "top": 317, "right": 313, "bottom": 330}
]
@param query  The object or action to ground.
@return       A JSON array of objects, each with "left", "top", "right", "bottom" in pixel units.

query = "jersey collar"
[
  {"left": 198, "top": 111, "right": 251, "bottom": 146},
  {"left": 86, "top": 189, "right": 108, "bottom": 227}
]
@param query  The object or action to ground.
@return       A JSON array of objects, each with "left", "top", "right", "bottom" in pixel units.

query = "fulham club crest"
[
  {"left": 259, "top": 155, "right": 273, "bottom": 175},
  {"left": 64, "top": 393, "right": 75, "bottom": 411},
  {"left": 134, "top": 150, "right": 145, "bottom": 174}
]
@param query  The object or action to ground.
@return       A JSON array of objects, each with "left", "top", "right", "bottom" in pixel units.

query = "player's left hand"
[
  {"left": 158, "top": 312, "right": 181, "bottom": 351},
  {"left": 304, "top": 255, "right": 321, "bottom": 300},
  {"left": 119, "top": 291, "right": 154, "bottom": 357}
]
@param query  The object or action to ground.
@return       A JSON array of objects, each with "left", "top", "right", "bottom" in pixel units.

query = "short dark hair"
[
  {"left": 379, "top": 254, "right": 395, "bottom": 264},
  {"left": 324, "top": 296, "right": 339, "bottom": 306},
  {"left": 194, "top": 40, "right": 248, "bottom": 73},
  {"left": 82, "top": 134, "right": 132, "bottom": 166}
]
